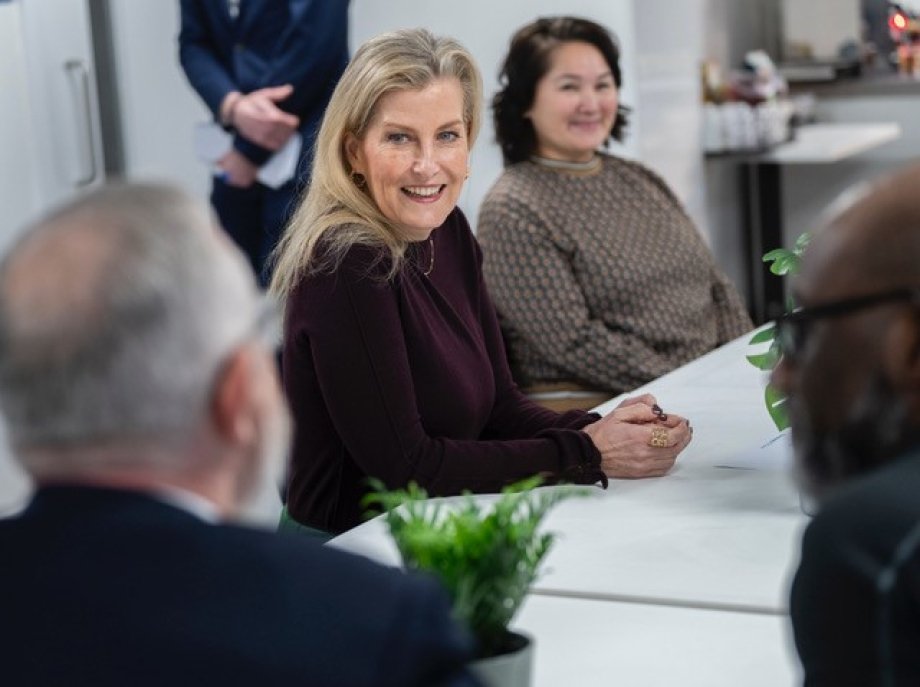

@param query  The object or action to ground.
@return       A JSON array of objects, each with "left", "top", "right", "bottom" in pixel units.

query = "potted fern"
[{"left": 365, "top": 476, "right": 587, "bottom": 687}]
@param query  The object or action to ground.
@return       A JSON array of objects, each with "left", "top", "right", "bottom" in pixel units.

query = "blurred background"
[{"left": 2, "top": 0, "right": 918, "bottom": 515}]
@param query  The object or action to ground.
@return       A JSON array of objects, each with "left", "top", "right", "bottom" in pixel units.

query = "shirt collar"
[{"left": 152, "top": 486, "right": 221, "bottom": 524}]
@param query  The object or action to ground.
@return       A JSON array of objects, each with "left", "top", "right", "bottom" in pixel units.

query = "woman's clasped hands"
[{"left": 582, "top": 393, "right": 692, "bottom": 478}]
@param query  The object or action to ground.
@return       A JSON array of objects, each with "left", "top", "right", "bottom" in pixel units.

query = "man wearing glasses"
[
  {"left": 0, "top": 183, "right": 478, "bottom": 686},
  {"left": 772, "top": 164, "right": 920, "bottom": 686}
]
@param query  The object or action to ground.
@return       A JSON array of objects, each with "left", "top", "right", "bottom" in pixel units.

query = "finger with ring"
[{"left": 649, "top": 426, "right": 669, "bottom": 448}]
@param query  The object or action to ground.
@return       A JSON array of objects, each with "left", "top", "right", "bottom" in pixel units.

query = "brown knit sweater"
[{"left": 477, "top": 154, "right": 752, "bottom": 395}]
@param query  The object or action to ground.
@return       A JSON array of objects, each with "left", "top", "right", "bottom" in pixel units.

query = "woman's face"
[
  {"left": 346, "top": 78, "right": 469, "bottom": 242},
  {"left": 527, "top": 41, "right": 618, "bottom": 163}
]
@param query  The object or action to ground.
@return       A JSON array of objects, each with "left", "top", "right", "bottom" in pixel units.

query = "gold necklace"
[{"left": 422, "top": 237, "right": 435, "bottom": 276}]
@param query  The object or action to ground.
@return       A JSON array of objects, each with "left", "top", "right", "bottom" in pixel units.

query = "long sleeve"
[
  {"left": 178, "top": 0, "right": 349, "bottom": 167},
  {"left": 178, "top": 0, "right": 238, "bottom": 116},
  {"left": 479, "top": 156, "right": 748, "bottom": 396},
  {"left": 472, "top": 237, "right": 602, "bottom": 439},
  {"left": 480, "top": 195, "right": 678, "bottom": 393},
  {"left": 253, "top": 0, "right": 349, "bottom": 115},
  {"left": 283, "top": 212, "right": 605, "bottom": 532},
  {"left": 623, "top": 163, "right": 751, "bottom": 344},
  {"left": 232, "top": 0, "right": 349, "bottom": 165}
]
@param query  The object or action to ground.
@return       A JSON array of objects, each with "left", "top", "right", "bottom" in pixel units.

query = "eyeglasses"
[{"left": 776, "top": 287, "right": 920, "bottom": 361}]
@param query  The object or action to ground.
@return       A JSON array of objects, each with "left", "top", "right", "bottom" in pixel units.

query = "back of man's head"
[{"left": 0, "top": 183, "right": 262, "bottom": 478}]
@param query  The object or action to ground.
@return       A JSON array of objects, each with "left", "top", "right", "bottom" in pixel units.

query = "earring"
[
  {"left": 351, "top": 170, "right": 366, "bottom": 188},
  {"left": 464, "top": 170, "right": 470, "bottom": 179}
]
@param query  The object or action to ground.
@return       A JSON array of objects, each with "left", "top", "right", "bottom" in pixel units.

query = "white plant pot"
[{"left": 470, "top": 631, "right": 533, "bottom": 687}]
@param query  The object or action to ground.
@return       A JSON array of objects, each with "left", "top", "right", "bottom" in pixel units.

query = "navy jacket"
[
  {"left": 178, "top": 0, "right": 349, "bottom": 168},
  {"left": 791, "top": 452, "right": 920, "bottom": 686},
  {"left": 0, "top": 486, "right": 478, "bottom": 686}
]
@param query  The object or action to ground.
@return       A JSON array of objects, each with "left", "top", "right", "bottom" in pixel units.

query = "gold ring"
[{"left": 649, "top": 426, "right": 669, "bottom": 448}]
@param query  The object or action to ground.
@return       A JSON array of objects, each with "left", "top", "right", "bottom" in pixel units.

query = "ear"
[
  {"left": 211, "top": 347, "right": 258, "bottom": 448},
  {"left": 344, "top": 133, "right": 363, "bottom": 173},
  {"left": 884, "top": 310, "right": 920, "bottom": 393}
]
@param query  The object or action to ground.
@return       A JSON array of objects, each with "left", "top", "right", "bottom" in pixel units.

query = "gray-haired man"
[{"left": 0, "top": 183, "right": 478, "bottom": 686}]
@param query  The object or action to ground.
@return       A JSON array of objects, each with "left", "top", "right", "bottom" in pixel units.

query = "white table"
[
  {"left": 513, "top": 594, "right": 800, "bottom": 687},
  {"left": 331, "top": 334, "right": 807, "bottom": 613},
  {"left": 329, "top": 331, "right": 807, "bottom": 682}
]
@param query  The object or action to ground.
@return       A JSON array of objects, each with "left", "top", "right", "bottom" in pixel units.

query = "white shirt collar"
[{"left": 153, "top": 486, "right": 221, "bottom": 524}]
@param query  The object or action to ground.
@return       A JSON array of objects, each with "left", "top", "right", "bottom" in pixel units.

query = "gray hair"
[{"left": 0, "top": 183, "right": 260, "bottom": 464}]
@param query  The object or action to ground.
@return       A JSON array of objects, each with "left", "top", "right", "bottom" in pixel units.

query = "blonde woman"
[{"left": 271, "top": 28, "right": 691, "bottom": 535}]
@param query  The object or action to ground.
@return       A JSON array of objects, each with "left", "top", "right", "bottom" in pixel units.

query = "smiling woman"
[
  {"left": 269, "top": 28, "right": 692, "bottom": 536},
  {"left": 525, "top": 40, "right": 619, "bottom": 164},
  {"left": 478, "top": 16, "right": 753, "bottom": 408},
  {"left": 344, "top": 79, "right": 469, "bottom": 242}
]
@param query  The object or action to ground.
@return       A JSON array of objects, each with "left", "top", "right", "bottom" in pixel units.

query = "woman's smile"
[{"left": 346, "top": 78, "right": 469, "bottom": 242}]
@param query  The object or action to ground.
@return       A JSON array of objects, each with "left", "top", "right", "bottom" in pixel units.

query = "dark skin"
[{"left": 771, "top": 165, "right": 920, "bottom": 497}]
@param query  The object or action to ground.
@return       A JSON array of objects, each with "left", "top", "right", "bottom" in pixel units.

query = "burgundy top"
[{"left": 282, "top": 209, "right": 606, "bottom": 533}]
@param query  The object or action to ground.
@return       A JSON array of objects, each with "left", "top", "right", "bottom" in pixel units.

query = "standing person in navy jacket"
[
  {"left": 179, "top": 0, "right": 349, "bottom": 285},
  {"left": 0, "top": 183, "right": 478, "bottom": 686}
]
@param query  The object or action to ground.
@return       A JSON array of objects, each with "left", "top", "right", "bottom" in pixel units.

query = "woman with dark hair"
[{"left": 479, "top": 16, "right": 752, "bottom": 411}]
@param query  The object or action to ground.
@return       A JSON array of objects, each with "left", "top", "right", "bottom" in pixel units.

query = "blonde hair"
[{"left": 270, "top": 28, "right": 483, "bottom": 299}]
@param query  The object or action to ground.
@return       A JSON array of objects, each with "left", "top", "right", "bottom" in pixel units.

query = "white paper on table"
[
  {"left": 193, "top": 121, "right": 302, "bottom": 189},
  {"left": 714, "top": 431, "right": 792, "bottom": 472}
]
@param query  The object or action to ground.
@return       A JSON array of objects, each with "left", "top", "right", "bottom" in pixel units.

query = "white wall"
[
  {"left": 1, "top": 0, "right": 211, "bottom": 245},
  {"left": 0, "top": 3, "right": 40, "bottom": 252},
  {"left": 108, "top": 1, "right": 211, "bottom": 199},
  {"left": 349, "top": 0, "right": 638, "bottom": 229},
  {"left": 632, "top": 0, "right": 708, "bottom": 241},
  {"left": 1, "top": 0, "right": 108, "bottom": 249},
  {"left": 780, "top": 0, "right": 860, "bottom": 60},
  {"left": 108, "top": 1, "right": 713, "bottom": 240}
]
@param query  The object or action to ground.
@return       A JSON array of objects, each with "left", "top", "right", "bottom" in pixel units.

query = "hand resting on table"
[{"left": 582, "top": 394, "right": 691, "bottom": 478}]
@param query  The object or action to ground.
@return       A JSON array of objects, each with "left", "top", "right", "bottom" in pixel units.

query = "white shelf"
[{"left": 758, "top": 122, "right": 902, "bottom": 164}]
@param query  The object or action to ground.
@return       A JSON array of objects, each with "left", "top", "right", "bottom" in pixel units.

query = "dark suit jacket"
[
  {"left": 0, "top": 486, "right": 478, "bottom": 686},
  {"left": 791, "top": 451, "right": 920, "bottom": 686},
  {"left": 178, "top": 0, "right": 349, "bottom": 168}
]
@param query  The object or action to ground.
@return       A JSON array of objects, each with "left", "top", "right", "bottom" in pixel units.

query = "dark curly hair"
[{"left": 492, "top": 16, "right": 630, "bottom": 165}]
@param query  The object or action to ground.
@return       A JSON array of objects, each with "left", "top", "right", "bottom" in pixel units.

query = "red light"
[{"left": 891, "top": 12, "right": 908, "bottom": 30}]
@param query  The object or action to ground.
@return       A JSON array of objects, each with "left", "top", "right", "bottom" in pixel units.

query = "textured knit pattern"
[{"left": 478, "top": 154, "right": 752, "bottom": 395}]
